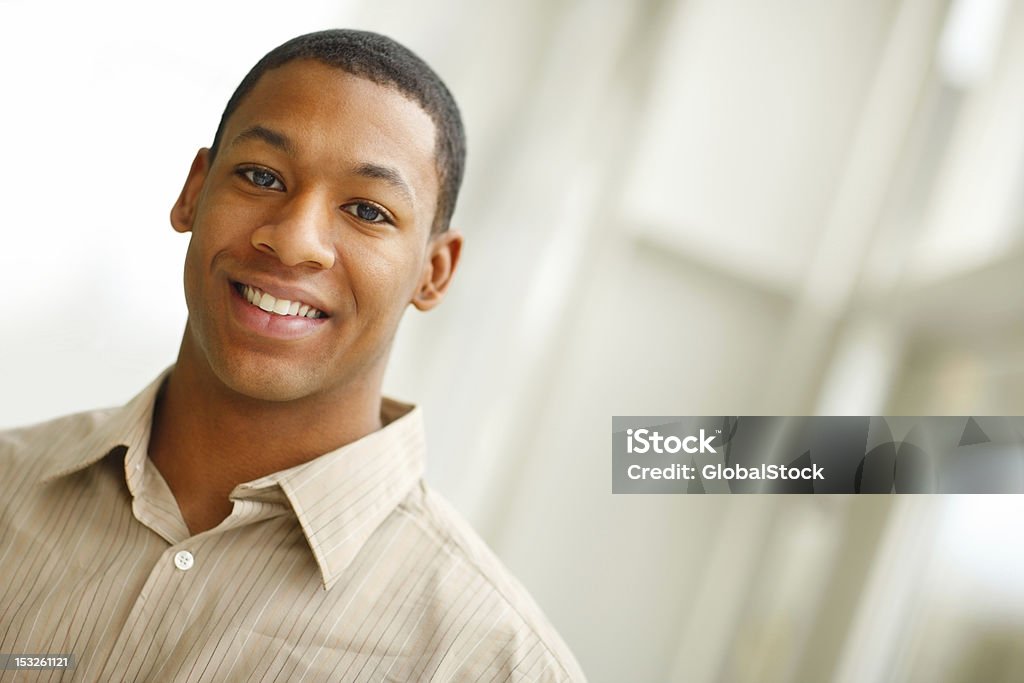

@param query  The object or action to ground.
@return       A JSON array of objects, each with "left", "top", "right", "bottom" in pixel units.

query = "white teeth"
[{"left": 240, "top": 284, "right": 323, "bottom": 319}]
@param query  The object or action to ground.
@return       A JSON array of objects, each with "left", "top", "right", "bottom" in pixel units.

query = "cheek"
[
  {"left": 181, "top": 238, "right": 202, "bottom": 306},
  {"left": 180, "top": 215, "right": 238, "bottom": 312},
  {"left": 343, "top": 243, "right": 424, "bottom": 315},
  {"left": 184, "top": 204, "right": 252, "bottom": 275}
]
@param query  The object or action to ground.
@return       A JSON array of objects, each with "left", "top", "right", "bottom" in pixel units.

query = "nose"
[{"left": 250, "top": 191, "right": 336, "bottom": 269}]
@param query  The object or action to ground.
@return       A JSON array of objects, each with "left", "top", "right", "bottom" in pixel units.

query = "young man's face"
[{"left": 171, "top": 59, "right": 461, "bottom": 404}]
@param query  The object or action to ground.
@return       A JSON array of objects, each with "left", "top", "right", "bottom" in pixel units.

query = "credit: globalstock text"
[{"left": 624, "top": 428, "right": 825, "bottom": 481}]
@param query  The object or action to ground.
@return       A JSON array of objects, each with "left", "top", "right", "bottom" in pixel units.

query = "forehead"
[{"left": 221, "top": 59, "right": 439, "bottom": 209}]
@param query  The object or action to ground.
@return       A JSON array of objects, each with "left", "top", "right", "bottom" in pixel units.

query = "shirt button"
[{"left": 174, "top": 550, "right": 194, "bottom": 571}]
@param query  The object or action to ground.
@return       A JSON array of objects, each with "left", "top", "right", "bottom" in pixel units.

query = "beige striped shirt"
[{"left": 0, "top": 371, "right": 585, "bottom": 682}]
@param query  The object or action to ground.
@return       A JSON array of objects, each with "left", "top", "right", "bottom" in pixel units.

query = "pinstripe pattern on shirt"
[{"left": 0, "top": 371, "right": 585, "bottom": 682}]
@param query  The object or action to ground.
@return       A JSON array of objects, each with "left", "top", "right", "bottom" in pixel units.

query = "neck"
[{"left": 149, "top": 338, "right": 386, "bottom": 535}]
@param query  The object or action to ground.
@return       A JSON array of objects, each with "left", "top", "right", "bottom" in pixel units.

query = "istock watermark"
[
  {"left": 612, "top": 416, "right": 1024, "bottom": 494},
  {"left": 626, "top": 428, "right": 717, "bottom": 454}
]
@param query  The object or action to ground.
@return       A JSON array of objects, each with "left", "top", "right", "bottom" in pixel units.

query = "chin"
[{"left": 212, "top": 356, "right": 327, "bottom": 404}]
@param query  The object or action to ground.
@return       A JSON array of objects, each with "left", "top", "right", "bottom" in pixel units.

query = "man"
[{"left": 0, "top": 29, "right": 585, "bottom": 681}]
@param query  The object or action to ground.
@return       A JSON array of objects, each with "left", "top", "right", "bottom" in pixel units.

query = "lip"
[
  {"left": 227, "top": 280, "right": 330, "bottom": 340},
  {"left": 231, "top": 276, "right": 331, "bottom": 316}
]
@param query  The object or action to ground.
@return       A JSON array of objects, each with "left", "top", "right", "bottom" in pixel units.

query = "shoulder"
[
  {"left": 0, "top": 409, "right": 116, "bottom": 478},
  {"left": 390, "top": 482, "right": 587, "bottom": 682}
]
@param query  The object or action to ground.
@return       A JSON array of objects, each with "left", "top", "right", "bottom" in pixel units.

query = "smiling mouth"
[{"left": 233, "top": 282, "right": 327, "bottom": 319}]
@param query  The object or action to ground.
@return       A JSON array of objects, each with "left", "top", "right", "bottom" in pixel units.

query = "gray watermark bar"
[{"left": 612, "top": 416, "right": 1024, "bottom": 493}]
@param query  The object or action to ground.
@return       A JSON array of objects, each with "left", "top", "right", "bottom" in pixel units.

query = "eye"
[
  {"left": 342, "top": 201, "right": 393, "bottom": 225},
  {"left": 238, "top": 167, "right": 285, "bottom": 191}
]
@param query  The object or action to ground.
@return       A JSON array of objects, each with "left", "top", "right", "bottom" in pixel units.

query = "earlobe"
[
  {"left": 412, "top": 230, "right": 463, "bottom": 311},
  {"left": 170, "top": 148, "right": 211, "bottom": 234}
]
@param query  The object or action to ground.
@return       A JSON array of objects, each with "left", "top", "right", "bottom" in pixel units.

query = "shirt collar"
[
  {"left": 39, "top": 367, "right": 171, "bottom": 484},
  {"left": 40, "top": 367, "right": 426, "bottom": 591},
  {"left": 235, "top": 398, "right": 425, "bottom": 590}
]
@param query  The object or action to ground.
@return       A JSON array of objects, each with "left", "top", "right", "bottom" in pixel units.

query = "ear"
[
  {"left": 411, "top": 229, "right": 463, "bottom": 311},
  {"left": 170, "top": 148, "right": 211, "bottom": 233}
]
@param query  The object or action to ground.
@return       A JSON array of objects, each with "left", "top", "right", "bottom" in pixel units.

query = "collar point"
[{"left": 321, "top": 573, "right": 342, "bottom": 591}]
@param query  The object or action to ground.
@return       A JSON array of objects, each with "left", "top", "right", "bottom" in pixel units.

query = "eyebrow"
[
  {"left": 351, "top": 162, "right": 414, "bottom": 204},
  {"left": 230, "top": 125, "right": 296, "bottom": 155}
]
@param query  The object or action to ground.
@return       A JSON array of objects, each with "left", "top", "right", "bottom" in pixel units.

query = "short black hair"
[{"left": 209, "top": 29, "right": 465, "bottom": 234}]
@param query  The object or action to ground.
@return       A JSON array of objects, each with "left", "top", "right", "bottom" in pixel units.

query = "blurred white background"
[{"left": 3, "top": 0, "right": 1024, "bottom": 680}]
